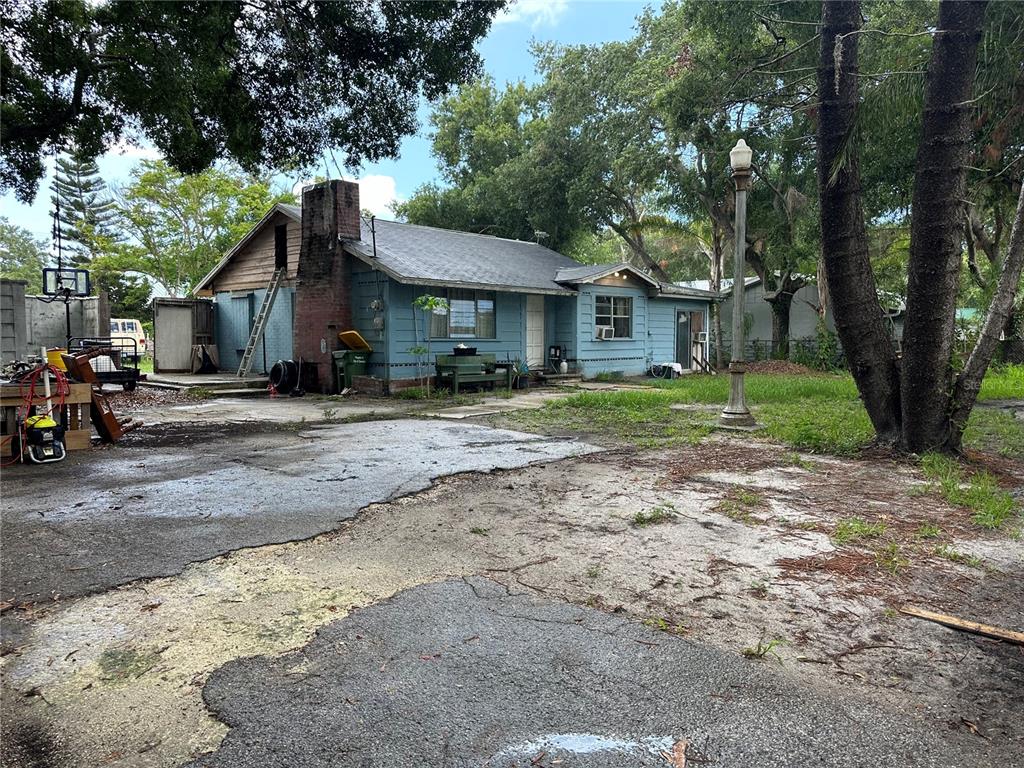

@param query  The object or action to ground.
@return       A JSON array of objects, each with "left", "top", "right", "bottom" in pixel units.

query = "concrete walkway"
[{"left": 422, "top": 388, "right": 578, "bottom": 419}]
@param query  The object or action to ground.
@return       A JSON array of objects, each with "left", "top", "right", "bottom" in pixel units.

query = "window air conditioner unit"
[
  {"left": 696, "top": 331, "right": 708, "bottom": 343},
  {"left": 596, "top": 326, "right": 615, "bottom": 340}
]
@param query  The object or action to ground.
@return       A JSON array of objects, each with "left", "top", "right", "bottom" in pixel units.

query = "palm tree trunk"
[
  {"left": 900, "top": 0, "right": 988, "bottom": 453},
  {"left": 816, "top": 0, "right": 902, "bottom": 443}
]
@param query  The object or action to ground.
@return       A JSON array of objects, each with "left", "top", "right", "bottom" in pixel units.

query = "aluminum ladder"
[{"left": 237, "top": 267, "right": 285, "bottom": 377}]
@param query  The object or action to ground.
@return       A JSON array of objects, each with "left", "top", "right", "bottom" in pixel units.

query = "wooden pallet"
[{"left": 0, "top": 383, "right": 93, "bottom": 457}]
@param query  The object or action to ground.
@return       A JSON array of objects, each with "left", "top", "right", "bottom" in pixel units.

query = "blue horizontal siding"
[{"left": 386, "top": 283, "right": 527, "bottom": 380}]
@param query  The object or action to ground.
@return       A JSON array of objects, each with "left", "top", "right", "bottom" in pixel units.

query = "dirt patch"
[
  {"left": 744, "top": 360, "right": 825, "bottom": 375},
  {"left": 2, "top": 440, "right": 1021, "bottom": 766}
]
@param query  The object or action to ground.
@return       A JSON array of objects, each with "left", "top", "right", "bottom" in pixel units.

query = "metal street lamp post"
[{"left": 720, "top": 138, "right": 756, "bottom": 428}]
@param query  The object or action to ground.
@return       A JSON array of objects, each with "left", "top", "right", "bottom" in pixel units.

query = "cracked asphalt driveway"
[
  {"left": 189, "top": 578, "right": 980, "bottom": 768},
  {"left": 0, "top": 419, "right": 597, "bottom": 603}
]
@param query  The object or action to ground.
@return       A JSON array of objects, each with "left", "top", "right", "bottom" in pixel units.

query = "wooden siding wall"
[{"left": 209, "top": 213, "right": 301, "bottom": 293}]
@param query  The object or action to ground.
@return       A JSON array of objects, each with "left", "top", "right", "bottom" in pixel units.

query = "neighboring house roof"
[{"left": 196, "top": 204, "right": 718, "bottom": 300}]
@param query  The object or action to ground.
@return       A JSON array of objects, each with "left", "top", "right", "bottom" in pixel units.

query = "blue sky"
[{"left": 2, "top": 0, "right": 648, "bottom": 242}]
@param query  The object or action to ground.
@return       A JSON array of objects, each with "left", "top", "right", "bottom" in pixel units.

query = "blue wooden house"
[{"left": 194, "top": 181, "right": 717, "bottom": 392}]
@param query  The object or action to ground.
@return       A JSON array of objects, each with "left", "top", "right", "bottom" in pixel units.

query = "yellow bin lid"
[{"left": 337, "top": 330, "right": 373, "bottom": 352}]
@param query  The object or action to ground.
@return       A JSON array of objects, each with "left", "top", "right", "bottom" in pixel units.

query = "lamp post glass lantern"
[{"left": 720, "top": 139, "right": 756, "bottom": 428}]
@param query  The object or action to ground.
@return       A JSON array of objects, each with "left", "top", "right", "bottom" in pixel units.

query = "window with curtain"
[
  {"left": 428, "top": 289, "right": 496, "bottom": 339},
  {"left": 595, "top": 295, "right": 632, "bottom": 338}
]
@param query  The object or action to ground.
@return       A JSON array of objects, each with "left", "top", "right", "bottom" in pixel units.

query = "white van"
[{"left": 109, "top": 318, "right": 147, "bottom": 361}]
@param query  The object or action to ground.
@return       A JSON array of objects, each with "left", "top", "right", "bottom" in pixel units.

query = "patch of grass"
[
  {"left": 584, "top": 564, "right": 602, "bottom": 579},
  {"left": 631, "top": 503, "right": 677, "bottom": 527},
  {"left": 978, "top": 364, "right": 1024, "bottom": 401},
  {"left": 920, "top": 453, "right": 1019, "bottom": 529},
  {"left": 784, "top": 452, "right": 818, "bottom": 470},
  {"left": 468, "top": 526, "right": 489, "bottom": 536},
  {"left": 507, "top": 369, "right": 1019, "bottom": 458},
  {"left": 874, "top": 542, "right": 909, "bottom": 576},
  {"left": 933, "top": 544, "right": 985, "bottom": 569},
  {"left": 832, "top": 517, "right": 887, "bottom": 546},
  {"left": 741, "top": 631, "right": 785, "bottom": 662},
  {"left": 98, "top": 648, "right": 160, "bottom": 681},
  {"left": 963, "top": 407, "right": 1024, "bottom": 459},
  {"left": 186, "top": 386, "right": 214, "bottom": 400},
  {"left": 717, "top": 489, "right": 765, "bottom": 525},
  {"left": 915, "top": 522, "right": 943, "bottom": 539},
  {"left": 593, "top": 371, "right": 625, "bottom": 383}
]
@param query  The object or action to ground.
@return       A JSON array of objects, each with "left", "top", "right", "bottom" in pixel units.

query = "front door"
[
  {"left": 676, "top": 311, "right": 692, "bottom": 369},
  {"left": 526, "top": 295, "right": 545, "bottom": 369}
]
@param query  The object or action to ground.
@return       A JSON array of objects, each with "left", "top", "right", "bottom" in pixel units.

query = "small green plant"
[
  {"left": 741, "top": 631, "right": 785, "bottom": 662},
  {"left": 187, "top": 386, "right": 214, "bottom": 400},
  {"left": 584, "top": 564, "right": 602, "bottom": 579},
  {"left": 631, "top": 503, "right": 676, "bottom": 527},
  {"left": 643, "top": 616, "right": 687, "bottom": 635},
  {"left": 322, "top": 407, "right": 338, "bottom": 420},
  {"left": 411, "top": 294, "right": 450, "bottom": 395},
  {"left": 832, "top": 517, "right": 887, "bottom": 546},
  {"left": 874, "top": 542, "right": 909, "bottom": 575},
  {"left": 735, "top": 489, "right": 762, "bottom": 506},
  {"left": 749, "top": 580, "right": 770, "bottom": 598},
  {"left": 594, "top": 370, "right": 625, "bottom": 383},
  {"left": 469, "top": 526, "right": 489, "bottom": 536},
  {"left": 916, "top": 522, "right": 943, "bottom": 539},
  {"left": 933, "top": 544, "right": 985, "bottom": 569}
]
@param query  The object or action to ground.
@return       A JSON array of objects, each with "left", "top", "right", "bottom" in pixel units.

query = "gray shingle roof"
[
  {"left": 196, "top": 203, "right": 717, "bottom": 301},
  {"left": 346, "top": 219, "right": 584, "bottom": 295}
]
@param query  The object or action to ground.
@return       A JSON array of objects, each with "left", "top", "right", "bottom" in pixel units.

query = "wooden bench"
[{"left": 435, "top": 354, "right": 513, "bottom": 395}]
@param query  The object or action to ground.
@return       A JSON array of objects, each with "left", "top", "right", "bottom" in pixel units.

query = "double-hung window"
[
  {"left": 429, "top": 289, "right": 496, "bottom": 339},
  {"left": 595, "top": 295, "right": 632, "bottom": 338}
]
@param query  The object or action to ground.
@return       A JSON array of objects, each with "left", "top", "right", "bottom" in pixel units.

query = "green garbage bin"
[{"left": 332, "top": 350, "right": 369, "bottom": 391}]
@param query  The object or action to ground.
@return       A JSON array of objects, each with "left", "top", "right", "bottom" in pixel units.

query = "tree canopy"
[
  {"left": 1, "top": 0, "right": 504, "bottom": 202},
  {"left": 98, "top": 160, "right": 295, "bottom": 297}
]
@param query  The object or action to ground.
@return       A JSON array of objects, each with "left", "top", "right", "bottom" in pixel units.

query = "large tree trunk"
[
  {"left": 948, "top": 183, "right": 1024, "bottom": 449},
  {"left": 816, "top": 0, "right": 902, "bottom": 443},
  {"left": 765, "top": 273, "right": 807, "bottom": 359},
  {"left": 900, "top": 0, "right": 989, "bottom": 453}
]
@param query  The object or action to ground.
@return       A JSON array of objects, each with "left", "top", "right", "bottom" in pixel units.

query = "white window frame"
[{"left": 595, "top": 295, "right": 632, "bottom": 339}]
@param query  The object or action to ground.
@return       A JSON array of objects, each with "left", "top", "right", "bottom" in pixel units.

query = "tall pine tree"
[{"left": 49, "top": 151, "right": 120, "bottom": 267}]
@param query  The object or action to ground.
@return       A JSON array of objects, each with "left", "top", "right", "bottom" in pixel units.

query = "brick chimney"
[{"left": 292, "top": 180, "right": 361, "bottom": 392}]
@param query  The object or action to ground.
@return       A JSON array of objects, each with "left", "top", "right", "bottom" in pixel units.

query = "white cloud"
[
  {"left": 494, "top": 0, "right": 568, "bottom": 29},
  {"left": 106, "top": 137, "right": 161, "bottom": 161},
  {"left": 290, "top": 174, "right": 403, "bottom": 219}
]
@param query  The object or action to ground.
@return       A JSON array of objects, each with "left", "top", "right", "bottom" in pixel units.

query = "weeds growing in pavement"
[
  {"left": 742, "top": 631, "right": 785, "bottom": 662},
  {"left": 631, "top": 503, "right": 677, "bottom": 527}
]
